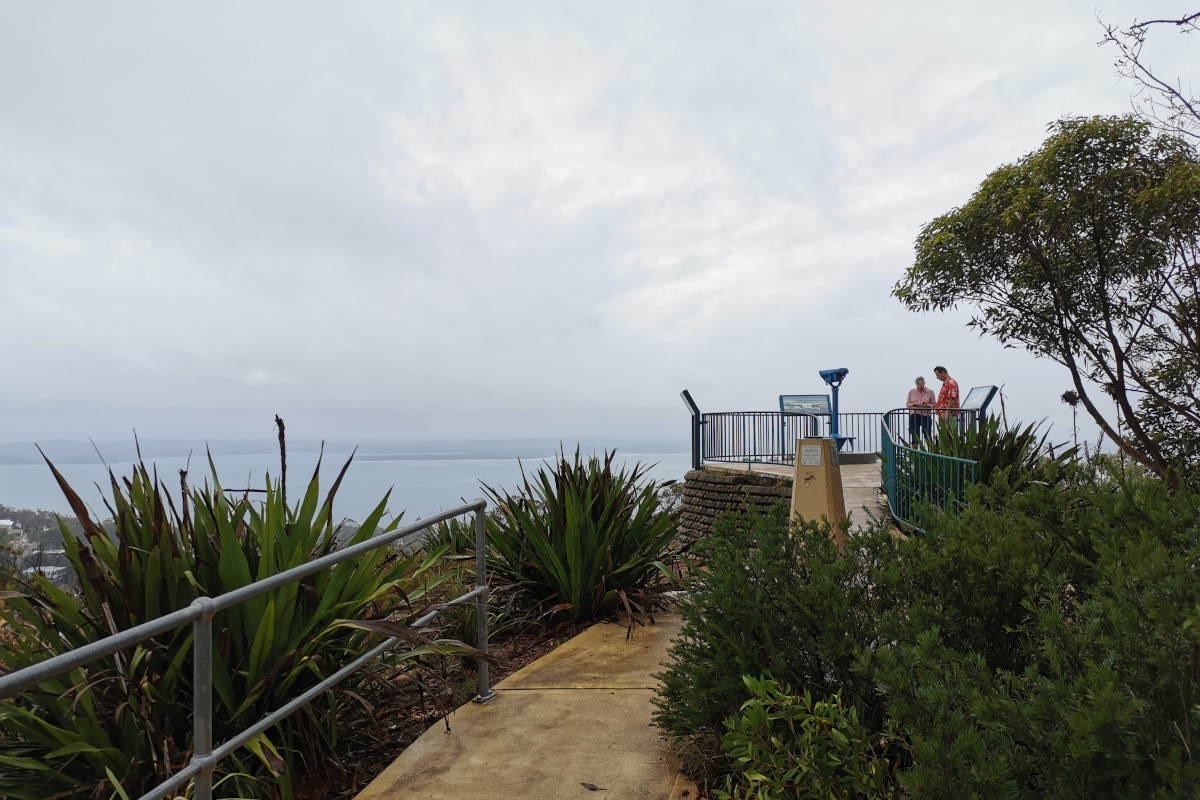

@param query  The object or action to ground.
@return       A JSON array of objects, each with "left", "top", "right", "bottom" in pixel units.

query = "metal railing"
[
  {"left": 699, "top": 408, "right": 980, "bottom": 467},
  {"left": 881, "top": 415, "right": 978, "bottom": 529},
  {"left": 882, "top": 407, "right": 978, "bottom": 448},
  {"left": 699, "top": 411, "right": 891, "bottom": 464},
  {"left": 701, "top": 411, "right": 826, "bottom": 465},
  {"left": 0, "top": 499, "right": 493, "bottom": 800},
  {"left": 833, "top": 412, "right": 886, "bottom": 453}
]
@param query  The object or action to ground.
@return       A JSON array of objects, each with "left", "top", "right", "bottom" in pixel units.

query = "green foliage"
[
  {"left": 923, "top": 416, "right": 1074, "bottom": 487},
  {"left": 0, "top": 451, "right": 468, "bottom": 800},
  {"left": 877, "top": 474, "right": 1200, "bottom": 798},
  {"left": 411, "top": 514, "right": 538, "bottom": 648},
  {"left": 657, "top": 466, "right": 1200, "bottom": 798},
  {"left": 652, "top": 502, "right": 895, "bottom": 777},
  {"left": 883, "top": 474, "right": 1094, "bottom": 675},
  {"left": 716, "top": 677, "right": 897, "bottom": 800},
  {"left": 894, "top": 115, "right": 1200, "bottom": 486},
  {"left": 480, "top": 448, "right": 680, "bottom": 623}
]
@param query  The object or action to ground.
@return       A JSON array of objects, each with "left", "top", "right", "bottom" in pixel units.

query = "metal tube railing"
[
  {"left": 880, "top": 416, "right": 978, "bottom": 530},
  {"left": 698, "top": 407, "right": 982, "bottom": 466},
  {"left": 0, "top": 498, "right": 491, "bottom": 800}
]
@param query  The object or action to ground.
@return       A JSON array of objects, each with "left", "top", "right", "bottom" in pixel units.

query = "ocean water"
[{"left": 0, "top": 450, "right": 693, "bottom": 525}]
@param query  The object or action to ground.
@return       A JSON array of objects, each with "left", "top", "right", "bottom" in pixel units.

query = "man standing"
[
  {"left": 906, "top": 376, "right": 936, "bottom": 442},
  {"left": 934, "top": 366, "right": 960, "bottom": 428}
]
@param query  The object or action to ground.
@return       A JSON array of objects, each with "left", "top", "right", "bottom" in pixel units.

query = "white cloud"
[
  {"left": 0, "top": 216, "right": 87, "bottom": 258},
  {"left": 0, "top": 0, "right": 1191, "bottom": 447}
]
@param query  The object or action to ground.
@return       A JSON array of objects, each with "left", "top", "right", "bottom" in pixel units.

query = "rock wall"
[{"left": 676, "top": 467, "right": 793, "bottom": 547}]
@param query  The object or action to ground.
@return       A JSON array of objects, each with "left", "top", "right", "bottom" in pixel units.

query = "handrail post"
[
  {"left": 471, "top": 501, "right": 495, "bottom": 703},
  {"left": 192, "top": 597, "right": 216, "bottom": 800},
  {"left": 680, "top": 390, "right": 702, "bottom": 470}
]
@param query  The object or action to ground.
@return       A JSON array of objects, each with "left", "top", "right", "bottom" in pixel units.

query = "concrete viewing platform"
[{"left": 700, "top": 459, "right": 888, "bottom": 532}]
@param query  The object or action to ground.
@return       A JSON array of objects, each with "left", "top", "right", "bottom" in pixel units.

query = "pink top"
[{"left": 907, "top": 386, "right": 936, "bottom": 415}]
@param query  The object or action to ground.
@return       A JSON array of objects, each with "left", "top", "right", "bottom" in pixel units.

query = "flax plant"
[
  {"left": 926, "top": 415, "right": 1075, "bottom": 486},
  {"left": 481, "top": 448, "right": 679, "bottom": 623},
  {"left": 0, "top": 443, "right": 467, "bottom": 800}
]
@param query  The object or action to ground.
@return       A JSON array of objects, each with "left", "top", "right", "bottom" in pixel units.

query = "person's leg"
[{"left": 908, "top": 412, "right": 919, "bottom": 443}]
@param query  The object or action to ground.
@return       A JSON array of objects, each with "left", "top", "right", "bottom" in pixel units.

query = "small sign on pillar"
[{"left": 790, "top": 438, "right": 847, "bottom": 546}]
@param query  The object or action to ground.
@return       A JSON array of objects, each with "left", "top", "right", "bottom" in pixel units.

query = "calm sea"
[{"left": 0, "top": 450, "right": 693, "bottom": 525}]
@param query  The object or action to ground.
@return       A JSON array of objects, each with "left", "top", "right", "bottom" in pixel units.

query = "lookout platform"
[{"left": 701, "top": 460, "right": 888, "bottom": 531}]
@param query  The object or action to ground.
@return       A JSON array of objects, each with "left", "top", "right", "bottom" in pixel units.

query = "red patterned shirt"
[{"left": 937, "top": 376, "right": 960, "bottom": 410}]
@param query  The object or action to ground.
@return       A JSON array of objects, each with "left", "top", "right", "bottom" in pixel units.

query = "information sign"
[
  {"left": 961, "top": 386, "right": 999, "bottom": 413},
  {"left": 779, "top": 394, "right": 831, "bottom": 415}
]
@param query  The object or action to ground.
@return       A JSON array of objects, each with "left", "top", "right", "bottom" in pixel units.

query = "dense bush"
[
  {"left": 481, "top": 448, "right": 680, "bottom": 623},
  {"left": 877, "top": 472, "right": 1200, "bottom": 798},
  {"left": 653, "top": 502, "right": 896, "bottom": 777},
  {"left": 0, "top": 451, "right": 467, "bottom": 800},
  {"left": 655, "top": 465, "right": 1200, "bottom": 798},
  {"left": 716, "top": 677, "right": 897, "bottom": 800}
]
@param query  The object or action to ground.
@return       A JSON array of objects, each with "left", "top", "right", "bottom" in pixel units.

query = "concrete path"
[
  {"left": 838, "top": 463, "right": 890, "bottom": 531},
  {"left": 355, "top": 615, "right": 696, "bottom": 800}
]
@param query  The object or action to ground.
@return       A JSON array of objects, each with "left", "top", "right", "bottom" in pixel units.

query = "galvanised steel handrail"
[
  {"left": 880, "top": 413, "right": 978, "bottom": 529},
  {"left": 0, "top": 499, "right": 494, "bottom": 800}
]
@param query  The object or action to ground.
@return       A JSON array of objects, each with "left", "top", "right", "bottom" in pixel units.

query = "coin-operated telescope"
[
  {"left": 818, "top": 368, "right": 850, "bottom": 444},
  {"left": 818, "top": 368, "right": 849, "bottom": 388}
]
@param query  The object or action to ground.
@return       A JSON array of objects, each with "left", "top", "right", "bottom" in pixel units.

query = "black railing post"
[{"left": 680, "top": 390, "right": 702, "bottom": 470}]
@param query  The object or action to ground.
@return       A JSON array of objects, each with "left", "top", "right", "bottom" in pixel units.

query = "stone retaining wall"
[{"left": 677, "top": 467, "right": 792, "bottom": 547}]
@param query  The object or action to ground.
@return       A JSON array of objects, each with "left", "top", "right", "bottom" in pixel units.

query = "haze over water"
[{"left": 0, "top": 448, "right": 693, "bottom": 526}]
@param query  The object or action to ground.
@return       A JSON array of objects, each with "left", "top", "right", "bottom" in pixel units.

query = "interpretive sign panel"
[
  {"left": 961, "top": 385, "right": 999, "bottom": 413},
  {"left": 779, "top": 394, "right": 831, "bottom": 415}
]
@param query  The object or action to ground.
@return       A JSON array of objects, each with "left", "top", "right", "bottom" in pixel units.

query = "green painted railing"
[{"left": 881, "top": 414, "right": 977, "bottom": 530}]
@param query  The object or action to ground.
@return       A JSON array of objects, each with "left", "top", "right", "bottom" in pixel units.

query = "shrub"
[
  {"left": 716, "top": 676, "right": 897, "bottom": 800},
  {"left": 480, "top": 448, "right": 680, "bottom": 623},
  {"left": 653, "top": 502, "right": 896, "bottom": 778},
  {"left": 0, "top": 448, "right": 468, "bottom": 800},
  {"left": 875, "top": 470, "right": 1200, "bottom": 798},
  {"left": 657, "top": 461, "right": 1200, "bottom": 798},
  {"left": 882, "top": 471, "right": 1096, "bottom": 674}
]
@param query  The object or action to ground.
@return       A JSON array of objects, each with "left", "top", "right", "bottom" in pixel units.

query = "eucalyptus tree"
[
  {"left": 893, "top": 116, "right": 1200, "bottom": 486},
  {"left": 1102, "top": 11, "right": 1199, "bottom": 142}
]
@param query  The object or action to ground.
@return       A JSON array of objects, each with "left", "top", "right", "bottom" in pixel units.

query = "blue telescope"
[
  {"left": 818, "top": 368, "right": 849, "bottom": 440},
  {"left": 819, "top": 368, "right": 849, "bottom": 387}
]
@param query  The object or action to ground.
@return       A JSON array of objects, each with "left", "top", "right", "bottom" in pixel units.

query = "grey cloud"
[{"left": 0, "top": 0, "right": 1188, "bottom": 448}]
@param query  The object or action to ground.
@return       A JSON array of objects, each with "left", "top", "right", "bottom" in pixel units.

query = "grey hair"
[{"left": 915, "top": 376, "right": 926, "bottom": 383}]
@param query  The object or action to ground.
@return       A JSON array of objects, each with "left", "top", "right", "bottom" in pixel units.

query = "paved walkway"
[
  {"left": 355, "top": 615, "right": 696, "bottom": 800},
  {"left": 355, "top": 462, "right": 890, "bottom": 799}
]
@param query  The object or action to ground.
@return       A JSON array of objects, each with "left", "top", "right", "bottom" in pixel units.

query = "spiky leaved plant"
[
  {"left": 481, "top": 448, "right": 680, "bottom": 623},
  {"left": 0, "top": 436, "right": 469, "bottom": 800},
  {"left": 927, "top": 415, "right": 1076, "bottom": 486}
]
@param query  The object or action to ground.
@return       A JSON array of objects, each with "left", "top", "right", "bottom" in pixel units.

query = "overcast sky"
[{"left": 0, "top": 1, "right": 1194, "bottom": 448}]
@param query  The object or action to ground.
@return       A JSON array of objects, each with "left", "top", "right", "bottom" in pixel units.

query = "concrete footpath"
[{"left": 355, "top": 614, "right": 697, "bottom": 800}]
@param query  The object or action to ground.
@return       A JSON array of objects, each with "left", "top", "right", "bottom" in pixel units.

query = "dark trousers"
[{"left": 909, "top": 412, "right": 932, "bottom": 443}]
